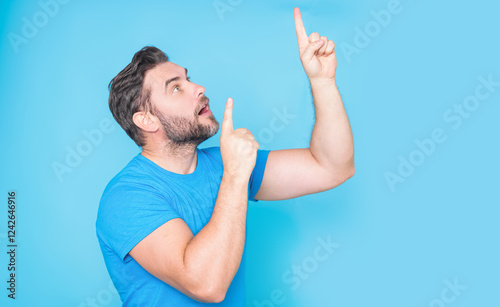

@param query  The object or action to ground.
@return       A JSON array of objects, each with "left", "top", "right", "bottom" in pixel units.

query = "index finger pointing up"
[
  {"left": 221, "top": 97, "right": 233, "bottom": 134},
  {"left": 294, "top": 7, "right": 308, "bottom": 51}
]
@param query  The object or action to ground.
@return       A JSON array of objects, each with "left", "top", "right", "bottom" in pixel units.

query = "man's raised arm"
[{"left": 255, "top": 7, "right": 354, "bottom": 201}]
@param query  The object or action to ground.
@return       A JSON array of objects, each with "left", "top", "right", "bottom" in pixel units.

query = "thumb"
[
  {"left": 221, "top": 97, "right": 233, "bottom": 134},
  {"left": 301, "top": 38, "right": 323, "bottom": 64}
]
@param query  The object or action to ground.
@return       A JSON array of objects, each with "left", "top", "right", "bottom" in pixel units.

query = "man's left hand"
[{"left": 294, "top": 7, "right": 337, "bottom": 82}]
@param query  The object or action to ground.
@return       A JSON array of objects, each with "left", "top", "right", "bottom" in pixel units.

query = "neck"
[{"left": 141, "top": 141, "right": 199, "bottom": 175}]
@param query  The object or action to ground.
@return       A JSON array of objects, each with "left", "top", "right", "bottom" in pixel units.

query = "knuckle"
[{"left": 235, "top": 128, "right": 246, "bottom": 133}]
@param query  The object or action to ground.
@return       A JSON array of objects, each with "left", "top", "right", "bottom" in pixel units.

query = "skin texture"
[{"left": 127, "top": 7, "right": 354, "bottom": 303}]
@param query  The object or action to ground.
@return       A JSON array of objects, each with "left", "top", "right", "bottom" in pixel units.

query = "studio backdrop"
[{"left": 0, "top": 0, "right": 499, "bottom": 306}]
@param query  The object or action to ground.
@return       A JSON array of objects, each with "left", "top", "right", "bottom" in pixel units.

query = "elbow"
[
  {"left": 186, "top": 273, "right": 228, "bottom": 303},
  {"left": 192, "top": 283, "right": 227, "bottom": 303},
  {"left": 334, "top": 154, "right": 355, "bottom": 183},
  {"left": 336, "top": 165, "right": 354, "bottom": 186},
  {"left": 345, "top": 164, "right": 355, "bottom": 180},
  {"left": 342, "top": 155, "right": 355, "bottom": 181},
  {"left": 182, "top": 259, "right": 229, "bottom": 303},
  {"left": 208, "top": 289, "right": 227, "bottom": 304},
  {"left": 326, "top": 162, "right": 355, "bottom": 189}
]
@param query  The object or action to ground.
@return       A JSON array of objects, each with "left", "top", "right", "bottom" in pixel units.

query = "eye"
[{"left": 173, "top": 77, "right": 191, "bottom": 93}]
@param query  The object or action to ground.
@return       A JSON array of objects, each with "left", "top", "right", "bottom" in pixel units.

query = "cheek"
[
  {"left": 149, "top": 94, "right": 169, "bottom": 115},
  {"left": 173, "top": 105, "right": 195, "bottom": 119},
  {"left": 162, "top": 97, "right": 196, "bottom": 117}
]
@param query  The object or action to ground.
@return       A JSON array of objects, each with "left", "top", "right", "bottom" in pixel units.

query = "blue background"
[{"left": 1, "top": 0, "right": 499, "bottom": 306}]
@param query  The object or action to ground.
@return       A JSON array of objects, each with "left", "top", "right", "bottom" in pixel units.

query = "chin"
[{"left": 209, "top": 121, "right": 220, "bottom": 136}]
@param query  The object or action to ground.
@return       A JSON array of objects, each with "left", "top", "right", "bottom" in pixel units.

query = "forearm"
[
  {"left": 309, "top": 78, "right": 354, "bottom": 176},
  {"left": 183, "top": 173, "right": 249, "bottom": 299}
]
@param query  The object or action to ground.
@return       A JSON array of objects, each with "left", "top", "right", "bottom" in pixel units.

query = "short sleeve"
[
  {"left": 201, "top": 146, "right": 270, "bottom": 202},
  {"left": 248, "top": 149, "right": 271, "bottom": 202},
  {"left": 96, "top": 181, "right": 181, "bottom": 262}
]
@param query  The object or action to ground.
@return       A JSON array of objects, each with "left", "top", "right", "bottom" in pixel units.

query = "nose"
[{"left": 193, "top": 82, "right": 205, "bottom": 99}]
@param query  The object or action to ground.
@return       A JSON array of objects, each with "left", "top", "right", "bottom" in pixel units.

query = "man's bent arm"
[
  {"left": 183, "top": 173, "right": 249, "bottom": 302},
  {"left": 129, "top": 173, "right": 249, "bottom": 304}
]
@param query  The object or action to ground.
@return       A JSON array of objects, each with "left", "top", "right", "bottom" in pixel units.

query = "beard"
[{"left": 155, "top": 107, "right": 220, "bottom": 147}]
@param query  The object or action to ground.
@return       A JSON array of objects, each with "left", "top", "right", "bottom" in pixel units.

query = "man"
[{"left": 96, "top": 7, "right": 354, "bottom": 306}]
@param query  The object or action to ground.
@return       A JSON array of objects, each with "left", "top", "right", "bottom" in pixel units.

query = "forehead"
[{"left": 145, "top": 61, "right": 185, "bottom": 87}]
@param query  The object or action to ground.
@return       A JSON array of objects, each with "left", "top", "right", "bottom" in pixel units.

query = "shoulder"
[
  {"left": 100, "top": 155, "right": 159, "bottom": 197},
  {"left": 96, "top": 155, "right": 169, "bottom": 226}
]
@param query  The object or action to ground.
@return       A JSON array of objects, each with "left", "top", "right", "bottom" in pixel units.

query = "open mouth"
[{"left": 198, "top": 104, "right": 210, "bottom": 115}]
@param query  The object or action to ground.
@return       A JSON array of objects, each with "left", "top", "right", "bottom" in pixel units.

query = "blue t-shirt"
[{"left": 96, "top": 146, "right": 270, "bottom": 306}]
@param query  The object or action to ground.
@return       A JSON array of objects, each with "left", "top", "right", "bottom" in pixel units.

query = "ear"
[{"left": 133, "top": 111, "right": 160, "bottom": 133}]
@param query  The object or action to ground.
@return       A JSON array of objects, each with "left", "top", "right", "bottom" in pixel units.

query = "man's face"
[{"left": 144, "top": 62, "right": 219, "bottom": 146}]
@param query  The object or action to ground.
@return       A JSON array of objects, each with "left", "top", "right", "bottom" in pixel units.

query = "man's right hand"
[{"left": 220, "top": 97, "right": 259, "bottom": 179}]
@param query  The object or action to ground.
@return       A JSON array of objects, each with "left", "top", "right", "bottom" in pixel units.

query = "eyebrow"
[{"left": 164, "top": 68, "right": 188, "bottom": 91}]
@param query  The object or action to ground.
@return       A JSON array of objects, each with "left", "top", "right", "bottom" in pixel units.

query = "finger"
[
  {"left": 325, "top": 40, "right": 335, "bottom": 55},
  {"left": 301, "top": 38, "right": 324, "bottom": 63},
  {"left": 253, "top": 139, "right": 260, "bottom": 149},
  {"left": 235, "top": 128, "right": 249, "bottom": 134},
  {"left": 308, "top": 32, "right": 320, "bottom": 43},
  {"left": 222, "top": 97, "right": 233, "bottom": 134},
  {"left": 294, "top": 7, "right": 309, "bottom": 52},
  {"left": 318, "top": 36, "right": 328, "bottom": 55},
  {"left": 244, "top": 133, "right": 255, "bottom": 140}
]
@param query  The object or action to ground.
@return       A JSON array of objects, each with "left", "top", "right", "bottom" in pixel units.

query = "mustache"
[{"left": 197, "top": 96, "right": 209, "bottom": 113}]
